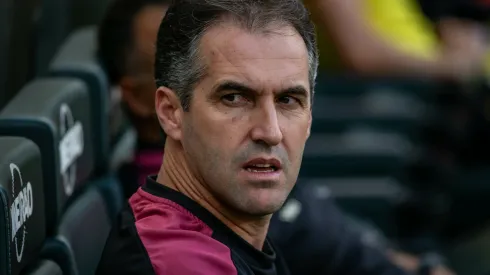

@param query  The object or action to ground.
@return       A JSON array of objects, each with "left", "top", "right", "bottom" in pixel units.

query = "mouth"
[{"left": 242, "top": 158, "right": 282, "bottom": 173}]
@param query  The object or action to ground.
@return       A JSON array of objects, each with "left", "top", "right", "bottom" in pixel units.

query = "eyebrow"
[
  {"left": 215, "top": 81, "right": 256, "bottom": 95},
  {"left": 214, "top": 80, "right": 309, "bottom": 98}
]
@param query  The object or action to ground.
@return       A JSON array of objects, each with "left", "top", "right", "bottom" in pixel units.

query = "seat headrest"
[
  {"left": 50, "top": 26, "right": 110, "bottom": 173},
  {"left": 0, "top": 78, "right": 94, "bottom": 232},
  {"left": 0, "top": 137, "right": 45, "bottom": 275}
]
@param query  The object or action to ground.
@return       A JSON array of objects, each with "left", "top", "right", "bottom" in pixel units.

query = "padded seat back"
[
  {"left": 40, "top": 177, "right": 123, "bottom": 275},
  {"left": 24, "top": 260, "right": 62, "bottom": 275},
  {"left": 3, "top": 0, "right": 39, "bottom": 105},
  {"left": 0, "top": 78, "right": 94, "bottom": 232},
  {"left": 57, "top": 187, "right": 112, "bottom": 275},
  {"left": 304, "top": 177, "right": 405, "bottom": 236},
  {"left": 314, "top": 75, "right": 437, "bottom": 99},
  {"left": 92, "top": 176, "right": 124, "bottom": 223},
  {"left": 301, "top": 132, "right": 411, "bottom": 178},
  {"left": 311, "top": 92, "right": 426, "bottom": 137},
  {"left": 0, "top": 0, "right": 12, "bottom": 107},
  {"left": 50, "top": 26, "right": 110, "bottom": 173},
  {"left": 35, "top": 0, "right": 70, "bottom": 76},
  {"left": 0, "top": 137, "right": 45, "bottom": 275}
]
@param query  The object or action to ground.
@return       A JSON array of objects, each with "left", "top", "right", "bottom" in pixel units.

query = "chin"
[
  {"left": 243, "top": 192, "right": 289, "bottom": 216},
  {"left": 236, "top": 205, "right": 280, "bottom": 217},
  {"left": 249, "top": 205, "right": 283, "bottom": 216},
  {"left": 220, "top": 178, "right": 292, "bottom": 216}
]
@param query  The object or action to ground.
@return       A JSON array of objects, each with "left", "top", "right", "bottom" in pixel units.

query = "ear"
[
  {"left": 155, "top": 86, "right": 183, "bottom": 141},
  {"left": 120, "top": 77, "right": 153, "bottom": 117}
]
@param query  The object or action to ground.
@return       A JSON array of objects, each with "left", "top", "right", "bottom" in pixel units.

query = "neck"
[{"left": 156, "top": 139, "right": 270, "bottom": 250}]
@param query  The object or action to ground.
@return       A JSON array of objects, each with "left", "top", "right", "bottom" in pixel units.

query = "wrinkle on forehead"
[{"left": 199, "top": 23, "right": 310, "bottom": 91}]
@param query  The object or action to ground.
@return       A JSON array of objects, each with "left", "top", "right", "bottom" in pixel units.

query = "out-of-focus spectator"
[
  {"left": 305, "top": 0, "right": 488, "bottom": 82},
  {"left": 273, "top": 183, "right": 455, "bottom": 275},
  {"left": 98, "top": 0, "right": 169, "bottom": 197},
  {"left": 98, "top": 0, "right": 167, "bottom": 145}
]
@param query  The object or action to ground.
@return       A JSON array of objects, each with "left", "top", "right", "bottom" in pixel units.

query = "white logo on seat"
[
  {"left": 58, "top": 103, "right": 84, "bottom": 196},
  {"left": 9, "top": 163, "right": 33, "bottom": 263}
]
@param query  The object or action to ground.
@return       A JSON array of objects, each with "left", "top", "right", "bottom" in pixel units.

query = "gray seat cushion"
[
  {"left": 50, "top": 27, "right": 110, "bottom": 173},
  {"left": 25, "top": 260, "right": 62, "bottom": 275},
  {"left": 57, "top": 187, "right": 112, "bottom": 275},
  {"left": 0, "top": 78, "right": 95, "bottom": 233},
  {"left": 0, "top": 137, "right": 46, "bottom": 275}
]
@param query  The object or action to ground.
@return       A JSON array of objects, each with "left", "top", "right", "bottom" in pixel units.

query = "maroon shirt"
[{"left": 96, "top": 176, "right": 290, "bottom": 275}]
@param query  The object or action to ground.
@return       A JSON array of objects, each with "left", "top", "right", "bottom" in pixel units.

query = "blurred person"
[
  {"left": 271, "top": 183, "right": 455, "bottom": 275},
  {"left": 96, "top": 0, "right": 316, "bottom": 274},
  {"left": 96, "top": 0, "right": 454, "bottom": 274},
  {"left": 304, "top": 0, "right": 488, "bottom": 82},
  {"left": 98, "top": 0, "right": 169, "bottom": 198}
]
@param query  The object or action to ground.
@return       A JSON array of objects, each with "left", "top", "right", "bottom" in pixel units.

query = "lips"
[{"left": 243, "top": 158, "right": 282, "bottom": 173}]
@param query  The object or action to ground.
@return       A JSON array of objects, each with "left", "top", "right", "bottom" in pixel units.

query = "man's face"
[{"left": 181, "top": 23, "right": 312, "bottom": 216}]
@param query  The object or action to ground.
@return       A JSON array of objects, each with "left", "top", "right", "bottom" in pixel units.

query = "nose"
[{"left": 249, "top": 101, "right": 283, "bottom": 146}]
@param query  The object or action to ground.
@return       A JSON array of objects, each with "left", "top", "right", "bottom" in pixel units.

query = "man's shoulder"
[
  {"left": 146, "top": 229, "right": 238, "bottom": 275},
  {"left": 129, "top": 189, "right": 238, "bottom": 274},
  {"left": 129, "top": 187, "right": 213, "bottom": 234}
]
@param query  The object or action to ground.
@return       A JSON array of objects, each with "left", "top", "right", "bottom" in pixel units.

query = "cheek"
[
  {"left": 281, "top": 120, "right": 310, "bottom": 157},
  {"left": 182, "top": 122, "right": 222, "bottom": 175},
  {"left": 286, "top": 133, "right": 308, "bottom": 158},
  {"left": 184, "top": 113, "right": 241, "bottom": 158},
  {"left": 202, "top": 110, "right": 249, "bottom": 143},
  {"left": 281, "top": 112, "right": 310, "bottom": 136}
]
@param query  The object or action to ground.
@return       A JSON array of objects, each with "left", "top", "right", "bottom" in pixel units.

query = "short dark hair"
[
  {"left": 154, "top": 0, "right": 319, "bottom": 111},
  {"left": 98, "top": 0, "right": 169, "bottom": 85}
]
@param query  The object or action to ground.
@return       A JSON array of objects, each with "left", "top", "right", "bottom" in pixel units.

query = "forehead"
[{"left": 199, "top": 23, "right": 310, "bottom": 92}]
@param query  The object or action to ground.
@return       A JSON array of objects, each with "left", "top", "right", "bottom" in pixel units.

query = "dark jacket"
[{"left": 268, "top": 182, "right": 408, "bottom": 275}]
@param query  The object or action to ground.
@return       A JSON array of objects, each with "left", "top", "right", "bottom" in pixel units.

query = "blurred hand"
[
  {"left": 430, "top": 265, "right": 455, "bottom": 275},
  {"left": 386, "top": 250, "right": 456, "bottom": 275},
  {"left": 437, "top": 18, "right": 488, "bottom": 81},
  {"left": 387, "top": 250, "right": 420, "bottom": 272}
]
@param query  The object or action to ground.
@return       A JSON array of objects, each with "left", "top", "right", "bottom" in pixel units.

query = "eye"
[
  {"left": 277, "top": 95, "right": 300, "bottom": 106},
  {"left": 221, "top": 93, "right": 250, "bottom": 106}
]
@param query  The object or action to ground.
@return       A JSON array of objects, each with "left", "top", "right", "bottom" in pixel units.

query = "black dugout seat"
[
  {"left": 301, "top": 177, "right": 405, "bottom": 236},
  {"left": 314, "top": 75, "right": 437, "bottom": 99},
  {"left": 300, "top": 132, "right": 412, "bottom": 178},
  {"left": 2, "top": 0, "right": 39, "bottom": 106},
  {"left": 35, "top": 0, "right": 71, "bottom": 76},
  {"left": 50, "top": 26, "right": 137, "bottom": 174},
  {"left": 0, "top": 78, "right": 94, "bottom": 233},
  {"left": 22, "top": 260, "right": 62, "bottom": 275},
  {"left": 0, "top": 137, "right": 61, "bottom": 275},
  {"left": 0, "top": 78, "right": 121, "bottom": 275},
  {"left": 46, "top": 185, "right": 113, "bottom": 275},
  {"left": 49, "top": 26, "right": 111, "bottom": 173},
  {"left": 312, "top": 94, "right": 424, "bottom": 135}
]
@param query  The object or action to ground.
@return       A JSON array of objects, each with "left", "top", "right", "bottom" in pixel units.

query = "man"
[
  {"left": 96, "top": 0, "right": 315, "bottom": 274},
  {"left": 270, "top": 183, "right": 455, "bottom": 275},
  {"left": 97, "top": 0, "right": 169, "bottom": 197},
  {"left": 96, "top": 1, "right": 453, "bottom": 274}
]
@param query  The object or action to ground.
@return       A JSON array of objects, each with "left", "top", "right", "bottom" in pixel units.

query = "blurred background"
[{"left": 2, "top": 0, "right": 490, "bottom": 274}]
